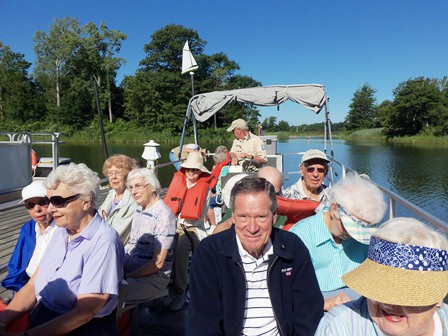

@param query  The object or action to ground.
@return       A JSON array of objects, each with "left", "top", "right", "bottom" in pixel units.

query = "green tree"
[
  {"left": 124, "top": 24, "right": 261, "bottom": 134},
  {"left": 386, "top": 77, "right": 441, "bottom": 136},
  {"left": 0, "top": 42, "right": 43, "bottom": 122},
  {"left": 277, "top": 120, "right": 290, "bottom": 131},
  {"left": 345, "top": 83, "right": 378, "bottom": 130},
  {"left": 377, "top": 100, "right": 393, "bottom": 128},
  {"left": 33, "top": 17, "right": 81, "bottom": 116},
  {"left": 77, "top": 22, "right": 127, "bottom": 122}
]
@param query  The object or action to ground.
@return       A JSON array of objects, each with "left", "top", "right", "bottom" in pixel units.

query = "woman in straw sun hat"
[
  {"left": 315, "top": 217, "right": 448, "bottom": 336},
  {"left": 164, "top": 151, "right": 212, "bottom": 312}
]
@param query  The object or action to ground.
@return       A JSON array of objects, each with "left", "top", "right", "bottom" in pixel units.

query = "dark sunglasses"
[
  {"left": 185, "top": 168, "right": 201, "bottom": 173},
  {"left": 24, "top": 198, "right": 49, "bottom": 210},
  {"left": 305, "top": 166, "right": 326, "bottom": 174},
  {"left": 45, "top": 194, "right": 80, "bottom": 208}
]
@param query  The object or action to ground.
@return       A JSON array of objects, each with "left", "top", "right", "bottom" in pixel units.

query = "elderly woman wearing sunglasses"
[
  {"left": 289, "top": 173, "right": 387, "bottom": 311},
  {"left": 316, "top": 217, "right": 448, "bottom": 335},
  {"left": 0, "top": 163, "right": 125, "bottom": 335}
]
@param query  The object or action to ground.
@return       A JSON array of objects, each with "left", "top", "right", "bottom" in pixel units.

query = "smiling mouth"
[{"left": 382, "top": 308, "right": 405, "bottom": 322}]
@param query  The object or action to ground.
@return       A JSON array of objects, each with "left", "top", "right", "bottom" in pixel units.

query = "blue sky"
[{"left": 1, "top": 0, "right": 447, "bottom": 125}]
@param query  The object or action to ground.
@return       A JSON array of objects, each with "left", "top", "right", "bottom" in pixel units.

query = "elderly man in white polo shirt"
[
  {"left": 227, "top": 118, "right": 267, "bottom": 166},
  {"left": 1, "top": 180, "right": 56, "bottom": 294}
]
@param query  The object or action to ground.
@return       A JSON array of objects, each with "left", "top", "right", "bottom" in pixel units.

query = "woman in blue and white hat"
[{"left": 316, "top": 217, "right": 448, "bottom": 336}]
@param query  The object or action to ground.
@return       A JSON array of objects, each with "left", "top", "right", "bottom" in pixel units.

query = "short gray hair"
[
  {"left": 46, "top": 162, "right": 100, "bottom": 208},
  {"left": 374, "top": 217, "right": 448, "bottom": 250},
  {"left": 126, "top": 168, "right": 161, "bottom": 194},
  {"left": 327, "top": 173, "right": 386, "bottom": 224},
  {"left": 230, "top": 176, "right": 277, "bottom": 213},
  {"left": 213, "top": 145, "right": 229, "bottom": 164}
]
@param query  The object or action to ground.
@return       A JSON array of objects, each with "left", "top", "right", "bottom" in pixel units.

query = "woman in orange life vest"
[{"left": 164, "top": 151, "right": 212, "bottom": 311}]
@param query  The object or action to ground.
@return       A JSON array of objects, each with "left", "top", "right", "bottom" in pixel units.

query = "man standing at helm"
[{"left": 227, "top": 118, "right": 267, "bottom": 166}]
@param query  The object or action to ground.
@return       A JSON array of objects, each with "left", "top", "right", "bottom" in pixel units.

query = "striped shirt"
[
  {"left": 289, "top": 210, "right": 368, "bottom": 292},
  {"left": 315, "top": 297, "right": 448, "bottom": 335},
  {"left": 236, "top": 236, "right": 279, "bottom": 336}
]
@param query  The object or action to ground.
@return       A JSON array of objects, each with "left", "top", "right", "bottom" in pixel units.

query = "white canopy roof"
[{"left": 189, "top": 84, "right": 327, "bottom": 122}]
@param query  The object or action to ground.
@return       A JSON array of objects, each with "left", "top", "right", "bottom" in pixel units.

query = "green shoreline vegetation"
[{"left": 1, "top": 22, "right": 447, "bottom": 146}]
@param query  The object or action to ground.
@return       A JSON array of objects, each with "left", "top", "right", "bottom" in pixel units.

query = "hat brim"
[
  {"left": 226, "top": 125, "right": 236, "bottom": 132},
  {"left": 342, "top": 217, "right": 377, "bottom": 244},
  {"left": 180, "top": 164, "right": 209, "bottom": 173},
  {"left": 342, "top": 258, "right": 448, "bottom": 306}
]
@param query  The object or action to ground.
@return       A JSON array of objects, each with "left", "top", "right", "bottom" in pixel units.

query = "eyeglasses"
[
  {"left": 45, "top": 194, "right": 80, "bottom": 208},
  {"left": 338, "top": 204, "right": 371, "bottom": 228},
  {"left": 185, "top": 168, "right": 201, "bottom": 173},
  {"left": 107, "top": 170, "right": 124, "bottom": 177},
  {"left": 305, "top": 166, "right": 326, "bottom": 174},
  {"left": 129, "top": 183, "right": 149, "bottom": 192},
  {"left": 24, "top": 198, "right": 49, "bottom": 210}
]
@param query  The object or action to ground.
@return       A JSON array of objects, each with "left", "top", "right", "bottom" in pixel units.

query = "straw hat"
[
  {"left": 342, "top": 236, "right": 448, "bottom": 306},
  {"left": 180, "top": 151, "right": 209, "bottom": 173}
]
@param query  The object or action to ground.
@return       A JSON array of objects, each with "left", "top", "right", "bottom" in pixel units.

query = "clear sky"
[{"left": 1, "top": 0, "right": 447, "bottom": 125}]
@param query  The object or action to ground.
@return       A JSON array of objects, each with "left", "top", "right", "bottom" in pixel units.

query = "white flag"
[{"left": 181, "top": 40, "right": 198, "bottom": 74}]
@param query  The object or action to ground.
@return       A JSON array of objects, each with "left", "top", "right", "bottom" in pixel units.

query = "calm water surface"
[{"left": 34, "top": 138, "right": 448, "bottom": 222}]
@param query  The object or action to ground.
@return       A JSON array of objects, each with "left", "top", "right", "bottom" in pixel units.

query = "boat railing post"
[
  {"left": 389, "top": 198, "right": 396, "bottom": 220},
  {"left": 52, "top": 132, "right": 61, "bottom": 171}
]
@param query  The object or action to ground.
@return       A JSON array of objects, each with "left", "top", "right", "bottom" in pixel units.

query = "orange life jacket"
[
  {"left": 276, "top": 196, "right": 320, "bottom": 230},
  {"left": 164, "top": 170, "right": 213, "bottom": 220},
  {"left": 209, "top": 156, "right": 231, "bottom": 190}
]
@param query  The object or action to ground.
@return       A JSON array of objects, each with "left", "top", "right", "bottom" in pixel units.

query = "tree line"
[
  {"left": 1, "top": 17, "right": 447, "bottom": 139},
  {"left": 345, "top": 79, "right": 448, "bottom": 137}
]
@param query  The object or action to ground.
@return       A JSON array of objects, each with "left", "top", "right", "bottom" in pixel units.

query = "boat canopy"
[{"left": 189, "top": 84, "right": 327, "bottom": 122}]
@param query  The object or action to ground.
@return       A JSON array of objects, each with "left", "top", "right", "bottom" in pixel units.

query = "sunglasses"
[
  {"left": 45, "top": 194, "right": 81, "bottom": 208},
  {"left": 305, "top": 166, "right": 326, "bottom": 174},
  {"left": 338, "top": 204, "right": 371, "bottom": 228},
  {"left": 185, "top": 168, "right": 201, "bottom": 173},
  {"left": 24, "top": 198, "right": 49, "bottom": 210}
]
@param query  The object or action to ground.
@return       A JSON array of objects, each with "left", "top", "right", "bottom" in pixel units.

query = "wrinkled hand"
[{"left": 324, "top": 292, "right": 351, "bottom": 311}]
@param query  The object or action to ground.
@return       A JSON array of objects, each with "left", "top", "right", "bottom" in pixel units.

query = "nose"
[
  {"left": 47, "top": 202, "right": 57, "bottom": 214},
  {"left": 246, "top": 220, "right": 260, "bottom": 234}
]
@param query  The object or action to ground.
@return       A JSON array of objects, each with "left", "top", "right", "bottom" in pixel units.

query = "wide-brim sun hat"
[
  {"left": 18, "top": 180, "right": 47, "bottom": 205},
  {"left": 342, "top": 236, "right": 448, "bottom": 306},
  {"left": 180, "top": 151, "right": 209, "bottom": 173}
]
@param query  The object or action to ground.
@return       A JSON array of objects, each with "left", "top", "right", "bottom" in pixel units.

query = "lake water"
[{"left": 34, "top": 138, "right": 448, "bottom": 224}]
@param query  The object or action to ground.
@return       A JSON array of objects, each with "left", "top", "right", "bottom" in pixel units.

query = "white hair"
[
  {"left": 126, "top": 168, "right": 161, "bottom": 194},
  {"left": 327, "top": 173, "right": 386, "bottom": 224},
  {"left": 213, "top": 145, "right": 229, "bottom": 164},
  {"left": 374, "top": 217, "right": 448, "bottom": 250},
  {"left": 45, "top": 162, "right": 100, "bottom": 208}
]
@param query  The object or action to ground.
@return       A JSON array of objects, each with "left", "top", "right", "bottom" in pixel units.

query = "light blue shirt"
[
  {"left": 289, "top": 211, "right": 368, "bottom": 292},
  {"left": 315, "top": 297, "right": 448, "bottom": 335},
  {"left": 34, "top": 213, "right": 125, "bottom": 317}
]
